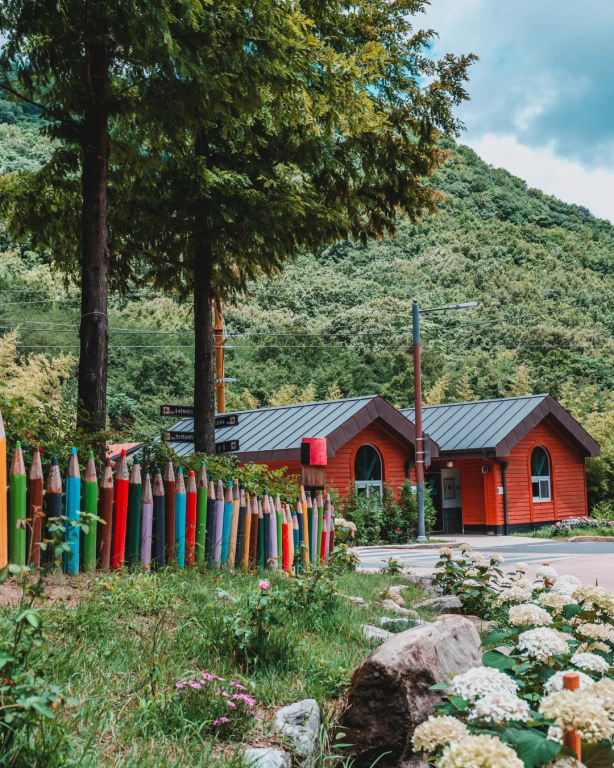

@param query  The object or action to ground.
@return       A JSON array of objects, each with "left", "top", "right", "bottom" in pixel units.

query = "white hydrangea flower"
[
  {"left": 514, "top": 577, "right": 533, "bottom": 590},
  {"left": 571, "top": 652, "right": 610, "bottom": 674},
  {"left": 509, "top": 603, "right": 552, "bottom": 627},
  {"left": 548, "top": 758, "right": 587, "bottom": 768},
  {"left": 575, "top": 585, "right": 614, "bottom": 615},
  {"left": 449, "top": 666, "right": 517, "bottom": 702},
  {"left": 546, "top": 725, "right": 563, "bottom": 744},
  {"left": 540, "top": 689, "right": 613, "bottom": 743},
  {"left": 495, "top": 586, "right": 532, "bottom": 605},
  {"left": 439, "top": 547, "right": 453, "bottom": 558},
  {"left": 536, "top": 565, "right": 558, "bottom": 582},
  {"left": 538, "top": 591, "right": 577, "bottom": 615},
  {"left": 490, "top": 553, "right": 504, "bottom": 565},
  {"left": 551, "top": 574, "right": 582, "bottom": 596},
  {"left": 459, "top": 543, "right": 473, "bottom": 554},
  {"left": 576, "top": 623, "right": 614, "bottom": 643},
  {"left": 470, "top": 553, "right": 488, "bottom": 566},
  {"left": 588, "top": 678, "right": 614, "bottom": 714},
  {"left": 466, "top": 568, "right": 479, "bottom": 577},
  {"left": 544, "top": 670, "right": 593, "bottom": 693},
  {"left": 461, "top": 579, "right": 482, "bottom": 588},
  {"left": 515, "top": 561, "right": 529, "bottom": 574},
  {"left": 577, "top": 641, "right": 610, "bottom": 654},
  {"left": 469, "top": 691, "right": 530, "bottom": 724},
  {"left": 411, "top": 715, "right": 468, "bottom": 752},
  {"left": 439, "top": 734, "right": 524, "bottom": 768},
  {"left": 517, "top": 628, "right": 568, "bottom": 660}
]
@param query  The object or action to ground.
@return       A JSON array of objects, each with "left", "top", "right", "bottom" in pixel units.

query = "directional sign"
[
  {"left": 216, "top": 440, "right": 240, "bottom": 455},
  {"left": 160, "top": 405, "right": 239, "bottom": 430},
  {"left": 167, "top": 431, "right": 194, "bottom": 443}
]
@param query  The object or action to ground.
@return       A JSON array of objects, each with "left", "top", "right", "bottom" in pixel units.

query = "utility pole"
[{"left": 413, "top": 299, "right": 480, "bottom": 543}]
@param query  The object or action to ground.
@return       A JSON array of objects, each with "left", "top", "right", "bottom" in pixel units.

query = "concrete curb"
[
  {"left": 569, "top": 535, "right": 614, "bottom": 542},
  {"left": 358, "top": 543, "right": 460, "bottom": 551}
]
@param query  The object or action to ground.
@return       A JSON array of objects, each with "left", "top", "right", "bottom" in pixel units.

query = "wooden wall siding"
[
  {"left": 447, "top": 458, "right": 487, "bottom": 527},
  {"left": 505, "top": 418, "right": 588, "bottom": 524},
  {"left": 327, "top": 422, "right": 410, "bottom": 499}
]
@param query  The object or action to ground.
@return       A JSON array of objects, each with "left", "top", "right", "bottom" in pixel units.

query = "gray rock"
[
  {"left": 341, "top": 616, "right": 482, "bottom": 768},
  {"left": 387, "top": 585, "right": 407, "bottom": 606},
  {"left": 436, "top": 613, "right": 492, "bottom": 633},
  {"left": 363, "top": 624, "right": 394, "bottom": 643},
  {"left": 244, "top": 747, "right": 291, "bottom": 768},
  {"left": 345, "top": 595, "right": 368, "bottom": 607},
  {"left": 414, "top": 596, "right": 462, "bottom": 614},
  {"left": 377, "top": 599, "right": 419, "bottom": 616},
  {"left": 403, "top": 574, "right": 442, "bottom": 596},
  {"left": 274, "top": 698, "right": 320, "bottom": 759}
]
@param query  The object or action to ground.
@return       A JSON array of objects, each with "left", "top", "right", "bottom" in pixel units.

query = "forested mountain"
[{"left": 1, "top": 95, "right": 614, "bottom": 506}]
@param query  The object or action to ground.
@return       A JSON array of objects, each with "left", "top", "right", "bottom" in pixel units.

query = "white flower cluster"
[
  {"left": 588, "top": 677, "right": 614, "bottom": 714},
  {"left": 469, "top": 691, "right": 530, "bottom": 724},
  {"left": 461, "top": 579, "right": 482, "bottom": 588},
  {"left": 439, "top": 734, "right": 524, "bottom": 768},
  {"left": 515, "top": 561, "right": 529, "bottom": 574},
  {"left": 571, "top": 652, "right": 610, "bottom": 674},
  {"left": 470, "top": 553, "right": 488, "bottom": 566},
  {"left": 495, "top": 586, "right": 532, "bottom": 605},
  {"left": 551, "top": 574, "right": 581, "bottom": 596},
  {"left": 539, "top": 689, "right": 614, "bottom": 743},
  {"left": 490, "top": 553, "right": 504, "bottom": 565},
  {"left": 538, "top": 591, "right": 577, "bottom": 615},
  {"left": 536, "top": 565, "right": 558, "bottom": 582},
  {"left": 508, "top": 603, "right": 552, "bottom": 627},
  {"left": 517, "top": 628, "right": 568, "bottom": 660},
  {"left": 576, "top": 623, "right": 614, "bottom": 643},
  {"left": 439, "top": 547, "right": 453, "bottom": 558},
  {"left": 575, "top": 584, "right": 614, "bottom": 615},
  {"left": 459, "top": 543, "right": 473, "bottom": 554},
  {"left": 334, "top": 517, "right": 357, "bottom": 532},
  {"left": 544, "top": 670, "right": 593, "bottom": 693},
  {"left": 411, "top": 715, "right": 468, "bottom": 752},
  {"left": 449, "top": 666, "right": 517, "bottom": 703}
]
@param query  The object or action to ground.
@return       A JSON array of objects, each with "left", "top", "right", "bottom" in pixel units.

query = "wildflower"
[
  {"left": 411, "top": 715, "right": 468, "bottom": 752},
  {"left": 469, "top": 691, "right": 530, "bottom": 724},
  {"left": 212, "top": 716, "right": 231, "bottom": 726},
  {"left": 571, "top": 652, "right": 610, "bottom": 674},
  {"left": 495, "top": 586, "right": 532, "bottom": 605},
  {"left": 536, "top": 565, "right": 558, "bottom": 582},
  {"left": 544, "top": 670, "right": 593, "bottom": 693},
  {"left": 439, "top": 547, "right": 453, "bottom": 558},
  {"left": 258, "top": 580, "right": 270, "bottom": 591},
  {"left": 508, "top": 603, "right": 552, "bottom": 627},
  {"left": 576, "top": 623, "right": 614, "bottom": 643},
  {"left": 449, "top": 666, "right": 517, "bottom": 702},
  {"left": 515, "top": 562, "right": 529, "bottom": 574},
  {"left": 439, "top": 734, "right": 524, "bottom": 768},
  {"left": 227, "top": 701, "right": 237, "bottom": 709},
  {"left": 517, "top": 628, "right": 568, "bottom": 660},
  {"left": 229, "top": 681, "right": 248, "bottom": 690},
  {"left": 539, "top": 689, "right": 613, "bottom": 743}
]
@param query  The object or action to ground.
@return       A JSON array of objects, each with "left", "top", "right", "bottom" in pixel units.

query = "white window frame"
[
  {"left": 531, "top": 447, "right": 551, "bottom": 502},
  {"left": 355, "top": 480, "right": 383, "bottom": 500}
]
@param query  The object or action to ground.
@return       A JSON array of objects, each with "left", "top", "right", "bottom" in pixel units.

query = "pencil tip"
[
  {"left": 121, "top": 449, "right": 126, "bottom": 457},
  {"left": 15, "top": 440, "right": 21, "bottom": 449},
  {"left": 134, "top": 457, "right": 140, "bottom": 465},
  {"left": 88, "top": 449, "right": 94, "bottom": 458},
  {"left": 51, "top": 456, "right": 58, "bottom": 466}
]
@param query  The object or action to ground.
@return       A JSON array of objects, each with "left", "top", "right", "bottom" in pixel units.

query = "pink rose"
[{"left": 258, "top": 580, "right": 270, "bottom": 591}]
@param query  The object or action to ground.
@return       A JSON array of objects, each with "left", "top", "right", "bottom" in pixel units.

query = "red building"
[{"left": 166, "top": 393, "right": 599, "bottom": 535}]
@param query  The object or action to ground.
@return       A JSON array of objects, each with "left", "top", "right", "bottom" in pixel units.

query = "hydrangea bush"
[{"left": 415, "top": 551, "right": 614, "bottom": 767}]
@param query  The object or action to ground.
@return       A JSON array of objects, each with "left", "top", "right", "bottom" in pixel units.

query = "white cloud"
[{"left": 466, "top": 134, "right": 614, "bottom": 222}]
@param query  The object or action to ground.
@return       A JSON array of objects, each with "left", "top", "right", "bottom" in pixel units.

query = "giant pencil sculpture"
[
  {"left": 287, "top": 504, "right": 295, "bottom": 576},
  {"left": 249, "top": 495, "right": 259, "bottom": 568},
  {"left": 195, "top": 462, "right": 207, "bottom": 564},
  {"left": 186, "top": 470, "right": 197, "bottom": 566},
  {"left": 258, "top": 496, "right": 266, "bottom": 568},
  {"left": 205, "top": 478, "right": 215, "bottom": 562},
  {"left": 325, "top": 494, "right": 333, "bottom": 559},
  {"left": 152, "top": 469, "right": 166, "bottom": 569},
  {"left": 316, "top": 491, "right": 324, "bottom": 563},
  {"left": 26, "top": 448, "right": 43, "bottom": 567},
  {"left": 111, "top": 450, "right": 129, "bottom": 570},
  {"left": 228, "top": 479, "right": 240, "bottom": 568},
  {"left": 241, "top": 491, "right": 251, "bottom": 570},
  {"left": 98, "top": 459, "right": 114, "bottom": 571},
  {"left": 9, "top": 442, "right": 26, "bottom": 566},
  {"left": 262, "top": 492, "right": 270, "bottom": 568},
  {"left": 163, "top": 460, "right": 176, "bottom": 564},
  {"left": 213, "top": 480, "right": 224, "bottom": 565},
  {"left": 65, "top": 447, "right": 81, "bottom": 574},
  {"left": 275, "top": 494, "right": 283, "bottom": 565},
  {"left": 140, "top": 473, "right": 153, "bottom": 568},
  {"left": 125, "top": 458, "right": 142, "bottom": 567},
  {"left": 83, "top": 451, "right": 98, "bottom": 573},
  {"left": 293, "top": 500, "right": 301, "bottom": 574},
  {"left": 236, "top": 486, "right": 246, "bottom": 568},
  {"left": 300, "top": 486, "right": 309, "bottom": 567},
  {"left": 268, "top": 495, "right": 277, "bottom": 569},
  {"left": 221, "top": 482, "right": 233, "bottom": 565},
  {"left": 281, "top": 504, "right": 290, "bottom": 573},
  {"left": 0, "top": 411, "right": 6, "bottom": 576},
  {"left": 175, "top": 468, "right": 186, "bottom": 568},
  {"left": 45, "top": 457, "right": 62, "bottom": 567},
  {"left": 307, "top": 492, "right": 314, "bottom": 564}
]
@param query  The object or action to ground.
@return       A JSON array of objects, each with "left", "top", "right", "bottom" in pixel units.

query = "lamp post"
[{"left": 413, "top": 299, "right": 480, "bottom": 543}]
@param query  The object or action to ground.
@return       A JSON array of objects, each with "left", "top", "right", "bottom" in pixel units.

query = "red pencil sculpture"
[
  {"left": 282, "top": 504, "right": 290, "bottom": 572},
  {"left": 111, "top": 450, "right": 129, "bottom": 570},
  {"left": 186, "top": 470, "right": 197, "bottom": 566}
]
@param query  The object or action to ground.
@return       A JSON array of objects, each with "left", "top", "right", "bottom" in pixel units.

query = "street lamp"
[{"left": 412, "top": 299, "right": 480, "bottom": 543}]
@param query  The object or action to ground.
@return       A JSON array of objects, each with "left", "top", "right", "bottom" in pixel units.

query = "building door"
[
  {"left": 441, "top": 467, "right": 463, "bottom": 533},
  {"left": 425, "top": 469, "right": 444, "bottom": 533}
]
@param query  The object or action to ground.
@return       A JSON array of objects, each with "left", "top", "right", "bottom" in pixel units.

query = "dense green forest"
[{"left": 1, "top": 94, "right": 614, "bottom": 507}]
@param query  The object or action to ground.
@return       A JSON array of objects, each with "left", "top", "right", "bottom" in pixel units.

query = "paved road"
[{"left": 357, "top": 536, "right": 614, "bottom": 589}]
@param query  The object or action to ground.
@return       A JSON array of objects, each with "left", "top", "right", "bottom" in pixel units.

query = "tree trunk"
[
  {"left": 193, "top": 241, "right": 216, "bottom": 453},
  {"left": 77, "top": 39, "right": 110, "bottom": 440}
]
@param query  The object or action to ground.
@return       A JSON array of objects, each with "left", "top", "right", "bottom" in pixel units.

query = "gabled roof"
[
  {"left": 165, "top": 394, "right": 438, "bottom": 462},
  {"left": 400, "top": 394, "right": 600, "bottom": 457}
]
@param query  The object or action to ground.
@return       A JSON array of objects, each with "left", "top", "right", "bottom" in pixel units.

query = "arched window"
[
  {"left": 354, "top": 445, "right": 383, "bottom": 499},
  {"left": 531, "top": 446, "right": 551, "bottom": 502}
]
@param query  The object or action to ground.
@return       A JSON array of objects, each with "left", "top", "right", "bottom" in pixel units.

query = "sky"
[{"left": 421, "top": 0, "right": 614, "bottom": 222}]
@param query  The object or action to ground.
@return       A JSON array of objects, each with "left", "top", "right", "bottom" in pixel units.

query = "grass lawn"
[
  {"left": 2, "top": 566, "right": 428, "bottom": 767},
  {"left": 516, "top": 522, "right": 614, "bottom": 539}
]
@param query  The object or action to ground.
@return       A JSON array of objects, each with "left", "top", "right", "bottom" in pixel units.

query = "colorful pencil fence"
[{"left": 0, "top": 408, "right": 353, "bottom": 576}]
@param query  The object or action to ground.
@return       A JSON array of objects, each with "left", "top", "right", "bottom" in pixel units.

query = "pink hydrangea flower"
[{"left": 259, "top": 580, "right": 270, "bottom": 591}]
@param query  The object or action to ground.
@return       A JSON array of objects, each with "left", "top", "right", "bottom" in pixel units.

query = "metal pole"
[{"left": 413, "top": 299, "right": 427, "bottom": 543}]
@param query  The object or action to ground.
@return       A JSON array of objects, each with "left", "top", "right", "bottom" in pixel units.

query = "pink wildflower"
[
  {"left": 258, "top": 580, "right": 270, "bottom": 591},
  {"left": 230, "top": 681, "right": 248, "bottom": 690},
  {"left": 212, "top": 716, "right": 231, "bottom": 726},
  {"left": 227, "top": 701, "right": 237, "bottom": 709}
]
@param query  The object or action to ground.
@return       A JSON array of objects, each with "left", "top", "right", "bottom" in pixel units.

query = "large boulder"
[
  {"left": 413, "top": 596, "right": 462, "bottom": 614},
  {"left": 244, "top": 747, "right": 291, "bottom": 768},
  {"left": 341, "top": 616, "right": 481, "bottom": 768},
  {"left": 403, "top": 574, "right": 442, "bottom": 597},
  {"left": 363, "top": 624, "right": 394, "bottom": 643}
]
